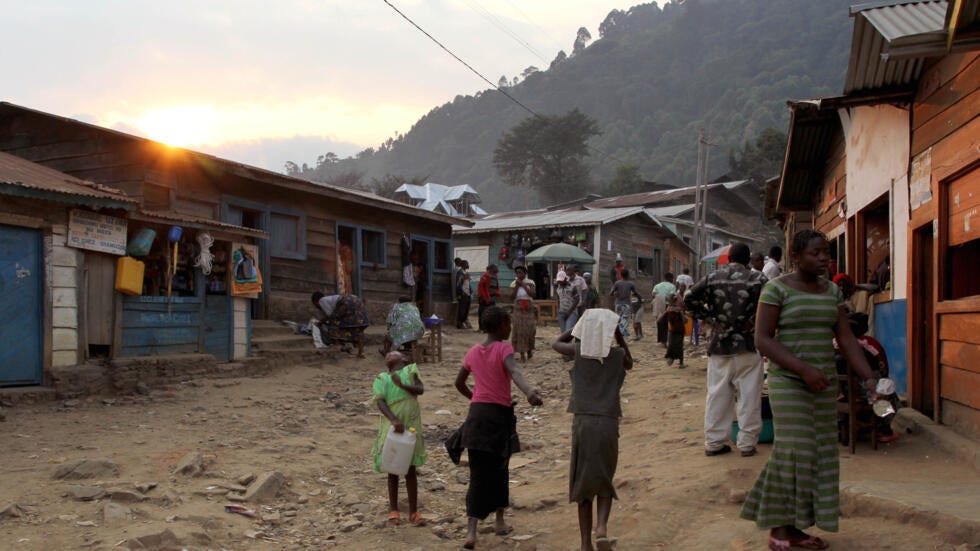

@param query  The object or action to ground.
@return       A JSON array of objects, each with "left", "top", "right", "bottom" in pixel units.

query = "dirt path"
[{"left": 0, "top": 325, "right": 970, "bottom": 550}]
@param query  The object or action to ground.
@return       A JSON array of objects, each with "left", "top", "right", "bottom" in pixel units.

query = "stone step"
[{"left": 251, "top": 335, "right": 314, "bottom": 350}]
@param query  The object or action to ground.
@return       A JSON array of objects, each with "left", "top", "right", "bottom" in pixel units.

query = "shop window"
[
  {"left": 854, "top": 196, "right": 890, "bottom": 288},
  {"left": 652, "top": 248, "right": 663, "bottom": 281},
  {"left": 433, "top": 240, "right": 452, "bottom": 272},
  {"left": 944, "top": 168, "right": 980, "bottom": 300},
  {"left": 361, "top": 229, "right": 386, "bottom": 265},
  {"left": 269, "top": 211, "right": 306, "bottom": 260},
  {"left": 637, "top": 256, "right": 654, "bottom": 277},
  {"left": 829, "top": 233, "right": 846, "bottom": 276}
]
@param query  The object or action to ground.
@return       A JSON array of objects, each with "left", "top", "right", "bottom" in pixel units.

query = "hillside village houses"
[
  {"left": 0, "top": 102, "right": 469, "bottom": 389},
  {"left": 771, "top": 0, "right": 980, "bottom": 440}
]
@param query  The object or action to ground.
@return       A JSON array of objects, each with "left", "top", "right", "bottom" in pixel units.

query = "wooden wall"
[
  {"left": 813, "top": 132, "right": 847, "bottom": 237},
  {"left": 908, "top": 51, "right": 980, "bottom": 439}
]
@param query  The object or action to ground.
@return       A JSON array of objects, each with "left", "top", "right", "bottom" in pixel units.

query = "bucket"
[
  {"left": 168, "top": 226, "right": 183, "bottom": 242},
  {"left": 380, "top": 426, "right": 417, "bottom": 475},
  {"left": 732, "top": 419, "right": 774, "bottom": 444},
  {"left": 126, "top": 228, "right": 156, "bottom": 257}
]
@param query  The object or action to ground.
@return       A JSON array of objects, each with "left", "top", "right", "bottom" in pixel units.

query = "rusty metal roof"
[
  {"left": 453, "top": 206, "right": 656, "bottom": 234},
  {"left": 0, "top": 151, "right": 136, "bottom": 208},
  {"left": 130, "top": 210, "right": 268, "bottom": 239}
]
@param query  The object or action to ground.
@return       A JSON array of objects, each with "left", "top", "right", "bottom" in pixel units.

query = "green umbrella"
[{"left": 524, "top": 243, "right": 595, "bottom": 265}]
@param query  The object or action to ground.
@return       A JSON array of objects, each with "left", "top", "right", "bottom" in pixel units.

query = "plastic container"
[
  {"left": 168, "top": 226, "right": 183, "bottom": 242},
  {"left": 380, "top": 425, "right": 417, "bottom": 475},
  {"left": 115, "top": 256, "right": 145, "bottom": 295},
  {"left": 732, "top": 419, "right": 775, "bottom": 444},
  {"left": 126, "top": 228, "right": 156, "bottom": 257},
  {"left": 423, "top": 315, "right": 442, "bottom": 329}
]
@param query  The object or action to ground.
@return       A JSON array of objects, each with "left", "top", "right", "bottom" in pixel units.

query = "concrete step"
[
  {"left": 0, "top": 385, "right": 58, "bottom": 405},
  {"left": 251, "top": 334, "right": 314, "bottom": 350}
]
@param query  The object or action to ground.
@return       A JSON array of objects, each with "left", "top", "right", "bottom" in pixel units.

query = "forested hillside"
[{"left": 292, "top": 0, "right": 854, "bottom": 210}]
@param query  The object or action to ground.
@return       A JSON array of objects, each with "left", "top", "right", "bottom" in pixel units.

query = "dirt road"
[{"left": 0, "top": 325, "right": 969, "bottom": 550}]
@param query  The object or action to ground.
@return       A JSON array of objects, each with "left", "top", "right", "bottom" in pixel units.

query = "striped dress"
[{"left": 740, "top": 278, "right": 844, "bottom": 532}]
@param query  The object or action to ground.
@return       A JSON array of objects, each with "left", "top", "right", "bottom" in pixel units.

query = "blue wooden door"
[{"left": 0, "top": 225, "right": 43, "bottom": 386}]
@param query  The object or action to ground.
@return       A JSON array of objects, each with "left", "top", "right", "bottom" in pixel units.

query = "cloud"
[{"left": 196, "top": 135, "right": 363, "bottom": 172}]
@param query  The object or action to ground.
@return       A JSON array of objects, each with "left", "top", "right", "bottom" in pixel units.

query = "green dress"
[
  {"left": 371, "top": 363, "right": 427, "bottom": 472},
  {"left": 740, "top": 278, "right": 844, "bottom": 532}
]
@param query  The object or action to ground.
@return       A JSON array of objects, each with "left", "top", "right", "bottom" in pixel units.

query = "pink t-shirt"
[{"left": 463, "top": 341, "right": 514, "bottom": 406}]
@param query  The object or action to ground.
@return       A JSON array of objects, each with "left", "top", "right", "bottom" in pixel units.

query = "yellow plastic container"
[{"left": 115, "top": 256, "right": 145, "bottom": 295}]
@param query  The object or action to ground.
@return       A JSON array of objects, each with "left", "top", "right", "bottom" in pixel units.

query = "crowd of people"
[{"left": 313, "top": 230, "right": 897, "bottom": 550}]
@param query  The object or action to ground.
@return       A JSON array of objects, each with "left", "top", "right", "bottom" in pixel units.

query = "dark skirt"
[
  {"left": 666, "top": 331, "right": 685, "bottom": 360},
  {"left": 511, "top": 301, "right": 536, "bottom": 354},
  {"left": 323, "top": 295, "right": 370, "bottom": 341},
  {"left": 569, "top": 414, "right": 619, "bottom": 503},
  {"left": 461, "top": 402, "right": 519, "bottom": 519}
]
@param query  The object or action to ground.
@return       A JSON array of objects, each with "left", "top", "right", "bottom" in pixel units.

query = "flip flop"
[
  {"left": 790, "top": 536, "right": 829, "bottom": 549},
  {"left": 386, "top": 510, "right": 401, "bottom": 526},
  {"left": 409, "top": 512, "right": 428, "bottom": 527},
  {"left": 769, "top": 535, "right": 791, "bottom": 551},
  {"left": 596, "top": 536, "right": 613, "bottom": 551}
]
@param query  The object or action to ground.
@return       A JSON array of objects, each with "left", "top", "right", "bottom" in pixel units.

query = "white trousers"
[{"left": 704, "top": 352, "right": 764, "bottom": 452}]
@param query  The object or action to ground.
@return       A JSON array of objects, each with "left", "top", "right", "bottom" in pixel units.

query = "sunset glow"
[{"left": 135, "top": 105, "right": 216, "bottom": 147}]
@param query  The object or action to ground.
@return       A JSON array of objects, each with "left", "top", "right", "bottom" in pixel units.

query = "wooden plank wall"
[
  {"left": 908, "top": 51, "right": 980, "bottom": 437},
  {"left": 813, "top": 133, "right": 846, "bottom": 236}
]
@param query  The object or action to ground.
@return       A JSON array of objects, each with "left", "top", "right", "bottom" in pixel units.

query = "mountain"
[{"left": 292, "top": 0, "right": 854, "bottom": 211}]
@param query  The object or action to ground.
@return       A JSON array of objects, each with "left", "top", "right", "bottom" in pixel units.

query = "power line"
[
  {"left": 380, "top": 0, "right": 633, "bottom": 168},
  {"left": 462, "top": 0, "right": 550, "bottom": 66},
  {"left": 500, "top": 0, "right": 568, "bottom": 55}
]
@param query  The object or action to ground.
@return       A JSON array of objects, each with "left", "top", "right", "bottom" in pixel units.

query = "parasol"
[
  {"left": 701, "top": 244, "right": 732, "bottom": 265},
  {"left": 523, "top": 243, "right": 595, "bottom": 265}
]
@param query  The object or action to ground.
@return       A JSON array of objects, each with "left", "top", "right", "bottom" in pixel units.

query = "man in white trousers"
[{"left": 685, "top": 243, "right": 767, "bottom": 457}]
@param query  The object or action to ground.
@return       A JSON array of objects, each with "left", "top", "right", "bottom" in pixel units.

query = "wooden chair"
[
  {"left": 836, "top": 363, "right": 877, "bottom": 454},
  {"left": 536, "top": 300, "right": 558, "bottom": 324}
]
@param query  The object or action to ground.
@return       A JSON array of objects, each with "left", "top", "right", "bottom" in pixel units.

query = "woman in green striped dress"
[{"left": 741, "top": 230, "right": 876, "bottom": 550}]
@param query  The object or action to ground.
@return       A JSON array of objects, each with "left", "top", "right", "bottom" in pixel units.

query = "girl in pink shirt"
[{"left": 455, "top": 306, "right": 543, "bottom": 550}]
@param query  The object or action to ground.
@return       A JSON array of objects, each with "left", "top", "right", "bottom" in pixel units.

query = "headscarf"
[{"left": 571, "top": 308, "right": 621, "bottom": 359}]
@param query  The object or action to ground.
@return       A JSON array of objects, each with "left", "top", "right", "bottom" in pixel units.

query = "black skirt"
[{"left": 460, "top": 402, "right": 520, "bottom": 519}]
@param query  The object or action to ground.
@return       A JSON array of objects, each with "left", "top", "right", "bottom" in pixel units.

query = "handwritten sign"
[{"left": 68, "top": 210, "right": 128, "bottom": 255}]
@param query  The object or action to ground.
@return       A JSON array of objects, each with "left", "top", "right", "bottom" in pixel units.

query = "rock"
[
  {"left": 728, "top": 489, "right": 747, "bottom": 504},
  {"left": 244, "top": 471, "right": 285, "bottom": 503},
  {"left": 75, "top": 520, "right": 97, "bottom": 527},
  {"left": 173, "top": 451, "right": 204, "bottom": 477},
  {"left": 427, "top": 481, "right": 446, "bottom": 492},
  {"left": 536, "top": 498, "right": 558, "bottom": 510},
  {"left": 455, "top": 471, "right": 468, "bottom": 485},
  {"left": 123, "top": 528, "right": 182, "bottom": 550},
  {"left": 68, "top": 485, "right": 106, "bottom": 501},
  {"left": 339, "top": 519, "right": 361, "bottom": 532},
  {"left": 0, "top": 407, "right": 6, "bottom": 422},
  {"left": 237, "top": 473, "right": 257, "bottom": 486},
  {"left": 297, "top": 496, "right": 309, "bottom": 504},
  {"left": 264, "top": 511, "right": 281, "bottom": 523},
  {"left": 135, "top": 482, "right": 157, "bottom": 494},
  {"left": 102, "top": 502, "right": 132, "bottom": 523},
  {"left": 135, "top": 382, "right": 150, "bottom": 395},
  {"left": 340, "top": 494, "right": 360, "bottom": 507},
  {"left": 63, "top": 399, "right": 81, "bottom": 408},
  {"left": 53, "top": 458, "right": 120, "bottom": 480},
  {"left": 108, "top": 489, "right": 146, "bottom": 502},
  {"left": 0, "top": 503, "right": 24, "bottom": 519}
]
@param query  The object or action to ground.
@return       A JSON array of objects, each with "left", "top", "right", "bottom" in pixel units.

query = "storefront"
[{"left": 114, "top": 212, "right": 267, "bottom": 361}]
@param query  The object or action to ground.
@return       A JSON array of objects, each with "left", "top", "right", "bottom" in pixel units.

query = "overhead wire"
[
  {"left": 461, "top": 0, "right": 550, "bottom": 66},
  {"left": 380, "top": 0, "right": 638, "bottom": 169}
]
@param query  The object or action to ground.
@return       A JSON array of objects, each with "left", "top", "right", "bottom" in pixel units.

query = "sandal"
[
  {"left": 386, "top": 510, "right": 401, "bottom": 526},
  {"left": 769, "top": 535, "right": 791, "bottom": 550},
  {"left": 409, "top": 512, "right": 428, "bottom": 527},
  {"left": 790, "top": 535, "right": 829, "bottom": 549},
  {"left": 494, "top": 524, "right": 513, "bottom": 536},
  {"left": 596, "top": 536, "right": 613, "bottom": 551}
]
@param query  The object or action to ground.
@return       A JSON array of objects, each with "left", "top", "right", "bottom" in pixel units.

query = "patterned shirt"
[{"left": 684, "top": 264, "right": 766, "bottom": 355}]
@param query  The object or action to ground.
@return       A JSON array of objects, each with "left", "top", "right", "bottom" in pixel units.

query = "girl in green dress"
[
  {"left": 372, "top": 351, "right": 428, "bottom": 526},
  {"left": 741, "top": 230, "right": 876, "bottom": 550}
]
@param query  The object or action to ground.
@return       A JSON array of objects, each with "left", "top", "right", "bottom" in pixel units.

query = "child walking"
[
  {"left": 660, "top": 299, "right": 687, "bottom": 368},
  {"left": 371, "top": 351, "right": 428, "bottom": 526}
]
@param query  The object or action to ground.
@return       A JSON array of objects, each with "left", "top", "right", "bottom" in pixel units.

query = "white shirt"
[
  {"left": 763, "top": 258, "right": 782, "bottom": 279},
  {"left": 318, "top": 295, "right": 342, "bottom": 317},
  {"left": 675, "top": 273, "right": 694, "bottom": 288}
]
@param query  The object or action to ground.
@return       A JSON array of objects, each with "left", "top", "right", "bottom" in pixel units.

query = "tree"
[
  {"left": 521, "top": 66, "right": 540, "bottom": 80},
  {"left": 573, "top": 27, "right": 592, "bottom": 54},
  {"left": 498, "top": 75, "right": 509, "bottom": 88},
  {"left": 728, "top": 127, "right": 788, "bottom": 179},
  {"left": 603, "top": 163, "right": 645, "bottom": 196},
  {"left": 599, "top": 10, "right": 625, "bottom": 38},
  {"left": 493, "top": 109, "right": 600, "bottom": 204},
  {"left": 284, "top": 161, "right": 300, "bottom": 176},
  {"left": 550, "top": 50, "right": 567, "bottom": 70},
  {"left": 371, "top": 174, "right": 427, "bottom": 199}
]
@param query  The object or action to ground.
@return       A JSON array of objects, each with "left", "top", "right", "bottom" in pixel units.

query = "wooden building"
[
  {"left": 0, "top": 152, "right": 137, "bottom": 385},
  {"left": 771, "top": 0, "right": 980, "bottom": 439},
  {"left": 452, "top": 206, "right": 692, "bottom": 304},
  {"left": 0, "top": 103, "right": 468, "bottom": 366}
]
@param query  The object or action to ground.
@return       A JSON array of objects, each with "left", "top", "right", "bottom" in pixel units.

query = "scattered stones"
[
  {"left": 68, "top": 485, "right": 107, "bottom": 501},
  {"left": 123, "top": 528, "right": 182, "bottom": 550},
  {"left": 0, "top": 503, "right": 25, "bottom": 519},
  {"left": 243, "top": 471, "right": 285, "bottom": 503},
  {"left": 173, "top": 451, "right": 204, "bottom": 477},
  {"left": 53, "top": 458, "right": 120, "bottom": 480},
  {"left": 427, "top": 481, "right": 446, "bottom": 492},
  {"left": 62, "top": 399, "right": 81, "bottom": 408},
  {"left": 339, "top": 519, "right": 362, "bottom": 532},
  {"left": 108, "top": 489, "right": 147, "bottom": 503},
  {"left": 236, "top": 473, "right": 257, "bottom": 486},
  {"left": 135, "top": 482, "right": 157, "bottom": 494},
  {"left": 135, "top": 382, "right": 150, "bottom": 395},
  {"left": 75, "top": 520, "right": 97, "bottom": 527},
  {"left": 535, "top": 498, "right": 558, "bottom": 510},
  {"left": 728, "top": 489, "right": 747, "bottom": 504}
]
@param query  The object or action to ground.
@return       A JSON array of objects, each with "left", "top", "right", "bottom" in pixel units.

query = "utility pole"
[
  {"left": 692, "top": 130, "right": 704, "bottom": 279},
  {"left": 692, "top": 130, "right": 715, "bottom": 280}
]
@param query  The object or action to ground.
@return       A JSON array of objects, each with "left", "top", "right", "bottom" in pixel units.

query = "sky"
[{"left": 1, "top": 0, "right": 630, "bottom": 171}]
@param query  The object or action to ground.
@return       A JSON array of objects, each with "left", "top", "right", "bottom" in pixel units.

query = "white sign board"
[
  {"left": 454, "top": 245, "right": 489, "bottom": 272},
  {"left": 67, "top": 210, "right": 128, "bottom": 255}
]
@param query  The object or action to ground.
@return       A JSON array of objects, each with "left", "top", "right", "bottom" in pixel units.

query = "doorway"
[
  {"left": 0, "top": 225, "right": 43, "bottom": 386},
  {"left": 911, "top": 224, "right": 935, "bottom": 418},
  {"left": 411, "top": 237, "right": 432, "bottom": 315}
]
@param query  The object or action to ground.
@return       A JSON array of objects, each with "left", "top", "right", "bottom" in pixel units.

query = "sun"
[{"left": 135, "top": 105, "right": 216, "bottom": 147}]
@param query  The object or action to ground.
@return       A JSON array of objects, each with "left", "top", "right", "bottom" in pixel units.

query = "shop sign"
[{"left": 67, "top": 210, "right": 128, "bottom": 255}]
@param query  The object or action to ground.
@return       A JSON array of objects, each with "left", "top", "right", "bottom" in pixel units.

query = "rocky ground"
[{"left": 0, "top": 324, "right": 976, "bottom": 550}]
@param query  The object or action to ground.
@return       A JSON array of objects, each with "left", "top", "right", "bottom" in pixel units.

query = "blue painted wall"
[{"left": 874, "top": 299, "right": 908, "bottom": 396}]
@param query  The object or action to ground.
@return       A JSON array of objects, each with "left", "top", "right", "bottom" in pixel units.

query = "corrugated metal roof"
[
  {"left": 583, "top": 181, "right": 749, "bottom": 209},
  {"left": 0, "top": 151, "right": 136, "bottom": 207},
  {"left": 845, "top": 1, "right": 949, "bottom": 93},
  {"left": 131, "top": 210, "right": 269, "bottom": 238},
  {"left": 453, "top": 206, "right": 649, "bottom": 233},
  {"left": 776, "top": 100, "right": 841, "bottom": 211},
  {"left": 642, "top": 204, "right": 697, "bottom": 217}
]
